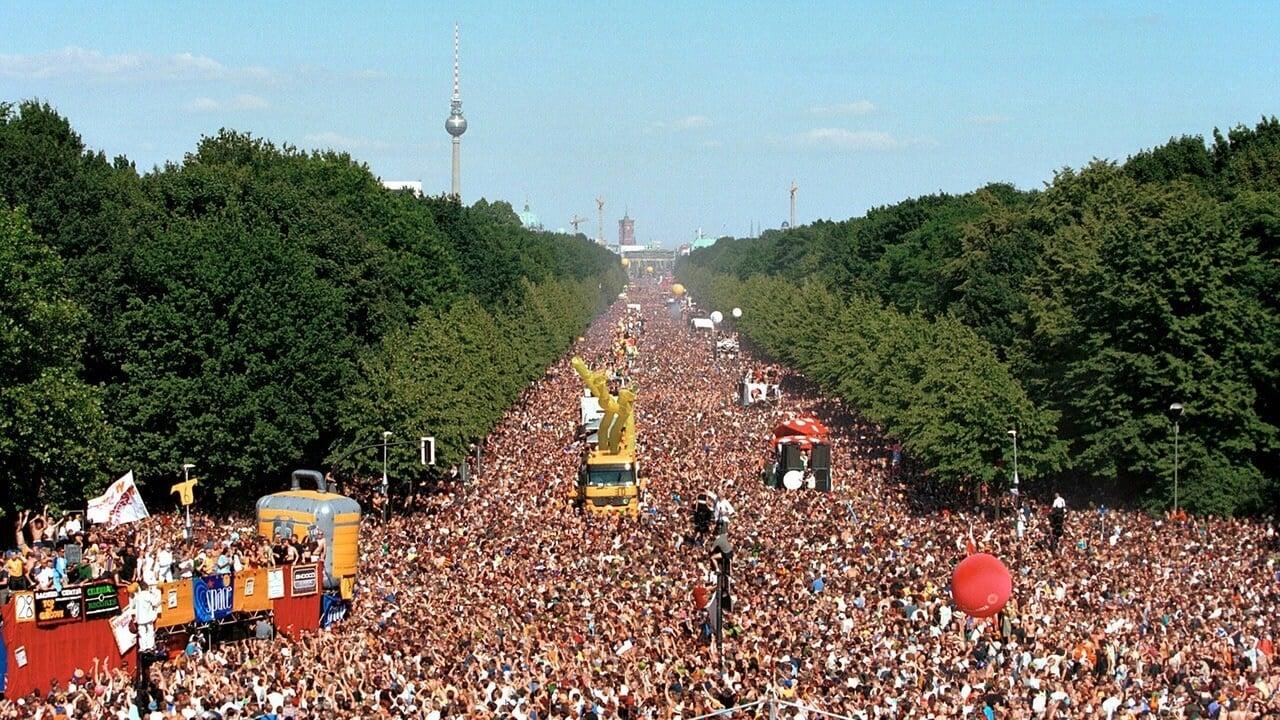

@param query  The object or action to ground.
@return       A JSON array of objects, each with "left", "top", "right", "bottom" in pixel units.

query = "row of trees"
[
  {"left": 684, "top": 118, "right": 1279, "bottom": 515},
  {"left": 681, "top": 266, "right": 1065, "bottom": 496},
  {"left": 0, "top": 100, "right": 623, "bottom": 513}
]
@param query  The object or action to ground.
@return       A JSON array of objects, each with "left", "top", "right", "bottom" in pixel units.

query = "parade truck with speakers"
[
  {"left": 570, "top": 357, "right": 645, "bottom": 516},
  {"left": 761, "top": 415, "right": 833, "bottom": 492}
]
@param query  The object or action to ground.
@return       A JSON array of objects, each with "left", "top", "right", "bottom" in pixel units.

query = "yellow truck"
[{"left": 570, "top": 357, "right": 644, "bottom": 516}]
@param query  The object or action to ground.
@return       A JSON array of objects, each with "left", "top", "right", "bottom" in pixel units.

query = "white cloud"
[
  {"left": 303, "top": 131, "right": 392, "bottom": 152},
  {"left": 648, "top": 115, "right": 714, "bottom": 132},
  {"left": 184, "top": 97, "right": 222, "bottom": 113},
  {"left": 808, "top": 100, "right": 877, "bottom": 117},
  {"left": 230, "top": 93, "right": 269, "bottom": 110},
  {"left": 969, "top": 113, "right": 1011, "bottom": 126},
  {"left": 0, "top": 46, "right": 279, "bottom": 83},
  {"left": 784, "top": 128, "right": 935, "bottom": 152},
  {"left": 183, "top": 94, "right": 269, "bottom": 113}
]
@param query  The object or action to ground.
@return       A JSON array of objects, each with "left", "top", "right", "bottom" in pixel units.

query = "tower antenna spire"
[{"left": 452, "top": 23, "right": 461, "bottom": 103}]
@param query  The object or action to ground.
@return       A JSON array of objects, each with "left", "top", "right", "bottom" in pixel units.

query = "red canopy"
[{"left": 769, "top": 415, "right": 829, "bottom": 450}]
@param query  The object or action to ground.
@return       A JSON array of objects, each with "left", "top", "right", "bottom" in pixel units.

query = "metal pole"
[
  {"left": 182, "top": 464, "right": 193, "bottom": 540},
  {"left": 1173, "top": 421, "right": 1179, "bottom": 515},
  {"left": 382, "top": 431, "right": 392, "bottom": 522},
  {"left": 1012, "top": 431, "right": 1018, "bottom": 488},
  {"left": 1011, "top": 430, "right": 1018, "bottom": 543}
]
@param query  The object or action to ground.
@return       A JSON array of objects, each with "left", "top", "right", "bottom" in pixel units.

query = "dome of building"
[
  {"left": 446, "top": 113, "right": 467, "bottom": 137},
  {"left": 692, "top": 229, "right": 718, "bottom": 249},
  {"left": 518, "top": 203, "right": 542, "bottom": 230}
]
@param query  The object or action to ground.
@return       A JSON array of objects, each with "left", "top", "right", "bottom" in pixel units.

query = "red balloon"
[{"left": 951, "top": 553, "right": 1012, "bottom": 618}]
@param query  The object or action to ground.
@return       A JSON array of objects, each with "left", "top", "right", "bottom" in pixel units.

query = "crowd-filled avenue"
[{"left": 4, "top": 285, "right": 1276, "bottom": 719}]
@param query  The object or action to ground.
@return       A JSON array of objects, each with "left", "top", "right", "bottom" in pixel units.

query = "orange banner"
[
  {"left": 234, "top": 568, "right": 272, "bottom": 613},
  {"left": 155, "top": 580, "right": 194, "bottom": 628}
]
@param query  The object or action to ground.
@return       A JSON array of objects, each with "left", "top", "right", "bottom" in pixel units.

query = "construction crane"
[
  {"left": 596, "top": 197, "right": 605, "bottom": 244},
  {"left": 570, "top": 214, "right": 590, "bottom": 234},
  {"left": 789, "top": 180, "right": 798, "bottom": 229}
]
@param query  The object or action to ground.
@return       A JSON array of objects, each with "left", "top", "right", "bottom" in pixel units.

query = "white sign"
[
  {"left": 14, "top": 646, "right": 27, "bottom": 668},
  {"left": 244, "top": 575, "right": 256, "bottom": 596},
  {"left": 267, "top": 567, "right": 285, "bottom": 599},
  {"left": 14, "top": 592, "right": 35, "bottom": 622}
]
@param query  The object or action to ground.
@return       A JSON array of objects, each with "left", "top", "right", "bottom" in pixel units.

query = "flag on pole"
[{"left": 87, "top": 471, "right": 150, "bottom": 528}]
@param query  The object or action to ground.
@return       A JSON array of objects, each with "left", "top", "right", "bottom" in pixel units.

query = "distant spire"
[{"left": 452, "top": 23, "right": 461, "bottom": 106}]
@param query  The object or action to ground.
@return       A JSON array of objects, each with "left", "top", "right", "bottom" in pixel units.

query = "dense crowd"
[
  {"left": 3, "top": 285, "right": 1278, "bottom": 719},
  {"left": 3, "top": 510, "right": 326, "bottom": 599}
]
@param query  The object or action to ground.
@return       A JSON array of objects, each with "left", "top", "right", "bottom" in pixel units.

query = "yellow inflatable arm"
[
  {"left": 572, "top": 357, "right": 637, "bottom": 455},
  {"left": 170, "top": 478, "right": 198, "bottom": 506}
]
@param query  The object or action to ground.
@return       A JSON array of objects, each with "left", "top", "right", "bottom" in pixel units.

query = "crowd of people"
[
  {"left": 3, "top": 284, "right": 1279, "bottom": 719},
  {"left": 3, "top": 510, "right": 326, "bottom": 601}
]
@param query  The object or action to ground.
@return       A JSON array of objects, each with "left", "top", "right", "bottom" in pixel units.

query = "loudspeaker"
[
  {"left": 812, "top": 468, "right": 832, "bottom": 492},
  {"left": 809, "top": 443, "right": 831, "bottom": 471},
  {"left": 781, "top": 444, "right": 804, "bottom": 471}
]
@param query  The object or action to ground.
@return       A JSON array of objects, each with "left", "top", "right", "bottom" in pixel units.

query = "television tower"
[{"left": 445, "top": 24, "right": 468, "bottom": 199}]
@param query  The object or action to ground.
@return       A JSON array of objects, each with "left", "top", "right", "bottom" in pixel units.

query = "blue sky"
[{"left": 3, "top": 1, "right": 1278, "bottom": 245}]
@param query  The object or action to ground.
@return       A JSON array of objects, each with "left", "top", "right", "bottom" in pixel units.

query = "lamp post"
[
  {"left": 1168, "top": 403, "right": 1184, "bottom": 515},
  {"left": 710, "top": 310, "right": 724, "bottom": 357},
  {"left": 382, "top": 431, "right": 393, "bottom": 521},
  {"left": 1008, "top": 429, "right": 1019, "bottom": 492},
  {"left": 710, "top": 532, "right": 733, "bottom": 666},
  {"left": 1007, "top": 429, "right": 1019, "bottom": 541},
  {"left": 181, "top": 463, "right": 195, "bottom": 540}
]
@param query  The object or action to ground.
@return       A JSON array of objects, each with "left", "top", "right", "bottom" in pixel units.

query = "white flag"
[
  {"left": 109, "top": 607, "right": 137, "bottom": 655},
  {"left": 87, "top": 471, "right": 150, "bottom": 528}
]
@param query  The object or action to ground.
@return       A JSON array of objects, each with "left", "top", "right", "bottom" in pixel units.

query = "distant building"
[
  {"left": 691, "top": 228, "right": 718, "bottom": 250},
  {"left": 382, "top": 180, "right": 423, "bottom": 196},
  {"left": 518, "top": 203, "right": 543, "bottom": 230},
  {"left": 618, "top": 214, "right": 635, "bottom": 246},
  {"left": 678, "top": 243, "right": 692, "bottom": 256}
]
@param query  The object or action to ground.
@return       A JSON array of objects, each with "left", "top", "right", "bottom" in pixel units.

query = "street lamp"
[
  {"left": 1006, "top": 429, "right": 1019, "bottom": 540},
  {"left": 381, "top": 431, "right": 393, "bottom": 521},
  {"left": 1168, "top": 403, "right": 1184, "bottom": 515},
  {"left": 1007, "top": 429, "right": 1019, "bottom": 492},
  {"left": 710, "top": 311, "right": 723, "bottom": 357},
  {"left": 710, "top": 532, "right": 733, "bottom": 662},
  {"left": 181, "top": 463, "right": 195, "bottom": 540}
]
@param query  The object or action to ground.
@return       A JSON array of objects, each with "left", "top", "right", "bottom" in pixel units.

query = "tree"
[{"left": 0, "top": 206, "right": 114, "bottom": 513}]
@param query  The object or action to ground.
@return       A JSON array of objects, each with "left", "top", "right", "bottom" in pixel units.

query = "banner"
[
  {"left": 84, "top": 582, "right": 122, "bottom": 619},
  {"left": 234, "top": 568, "right": 272, "bottom": 613},
  {"left": 155, "top": 580, "right": 194, "bottom": 628},
  {"left": 86, "top": 471, "right": 149, "bottom": 528},
  {"left": 192, "top": 574, "right": 234, "bottom": 623},
  {"left": 266, "top": 568, "right": 285, "bottom": 600},
  {"left": 290, "top": 565, "right": 318, "bottom": 597},
  {"left": 109, "top": 608, "right": 137, "bottom": 655},
  {"left": 320, "top": 594, "right": 349, "bottom": 628},
  {"left": 35, "top": 587, "right": 84, "bottom": 626},
  {"left": 339, "top": 575, "right": 355, "bottom": 601}
]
